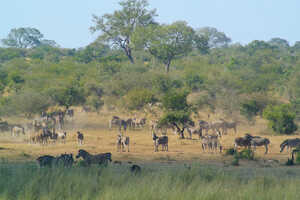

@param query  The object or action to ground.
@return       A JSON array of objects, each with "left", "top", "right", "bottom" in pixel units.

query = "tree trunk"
[
  {"left": 165, "top": 60, "right": 171, "bottom": 73},
  {"left": 124, "top": 47, "right": 134, "bottom": 64}
]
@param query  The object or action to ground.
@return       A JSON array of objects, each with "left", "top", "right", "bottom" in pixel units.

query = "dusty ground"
[{"left": 0, "top": 110, "right": 298, "bottom": 166}]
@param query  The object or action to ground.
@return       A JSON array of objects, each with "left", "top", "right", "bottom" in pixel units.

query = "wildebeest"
[
  {"left": 280, "top": 138, "right": 300, "bottom": 153},
  {"left": 130, "top": 164, "right": 141, "bottom": 174},
  {"left": 77, "top": 131, "right": 84, "bottom": 145},
  {"left": 37, "top": 155, "right": 55, "bottom": 167},
  {"left": 152, "top": 133, "right": 168, "bottom": 152},
  {"left": 187, "top": 126, "right": 203, "bottom": 139},
  {"left": 37, "top": 153, "right": 74, "bottom": 167},
  {"left": 116, "top": 133, "right": 130, "bottom": 152},
  {"left": 109, "top": 116, "right": 127, "bottom": 131},
  {"left": 234, "top": 134, "right": 253, "bottom": 150},
  {"left": 222, "top": 120, "right": 237, "bottom": 134},
  {"left": 76, "top": 149, "right": 112, "bottom": 166},
  {"left": 0, "top": 121, "right": 10, "bottom": 132},
  {"left": 11, "top": 126, "right": 25, "bottom": 137},
  {"left": 198, "top": 120, "right": 210, "bottom": 134},
  {"left": 250, "top": 136, "right": 270, "bottom": 154}
]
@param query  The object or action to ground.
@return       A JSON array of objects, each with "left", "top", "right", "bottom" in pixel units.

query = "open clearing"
[{"left": 0, "top": 110, "right": 297, "bottom": 166}]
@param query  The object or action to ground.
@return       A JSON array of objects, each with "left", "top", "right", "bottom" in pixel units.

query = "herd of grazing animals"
[{"left": 2, "top": 109, "right": 300, "bottom": 168}]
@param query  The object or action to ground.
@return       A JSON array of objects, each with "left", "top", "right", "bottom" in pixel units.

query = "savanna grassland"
[
  {"left": 0, "top": 111, "right": 300, "bottom": 200},
  {"left": 2, "top": 0, "right": 300, "bottom": 199}
]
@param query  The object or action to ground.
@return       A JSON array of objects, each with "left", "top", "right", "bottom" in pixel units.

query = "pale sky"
[{"left": 1, "top": 0, "right": 299, "bottom": 48}]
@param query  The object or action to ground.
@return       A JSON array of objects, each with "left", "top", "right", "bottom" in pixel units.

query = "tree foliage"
[
  {"left": 2, "top": 27, "right": 57, "bottom": 48},
  {"left": 90, "top": 0, "right": 157, "bottom": 63},
  {"left": 263, "top": 104, "right": 297, "bottom": 134}
]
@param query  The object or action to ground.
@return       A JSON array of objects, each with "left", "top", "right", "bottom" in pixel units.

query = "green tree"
[
  {"left": 196, "top": 27, "right": 231, "bottom": 48},
  {"left": 125, "top": 88, "right": 156, "bottom": 110},
  {"left": 90, "top": 0, "right": 157, "bottom": 63},
  {"left": 2, "top": 28, "right": 42, "bottom": 48},
  {"left": 268, "top": 37, "right": 289, "bottom": 49},
  {"left": 263, "top": 104, "right": 297, "bottom": 134},
  {"left": 159, "top": 91, "right": 193, "bottom": 139},
  {"left": 2, "top": 27, "right": 58, "bottom": 49},
  {"left": 143, "top": 21, "right": 195, "bottom": 72}
]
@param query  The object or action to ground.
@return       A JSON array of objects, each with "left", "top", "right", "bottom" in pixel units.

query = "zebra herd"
[{"left": 36, "top": 149, "right": 111, "bottom": 168}]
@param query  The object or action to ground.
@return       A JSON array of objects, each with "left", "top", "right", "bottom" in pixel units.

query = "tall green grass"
[{"left": 0, "top": 162, "right": 300, "bottom": 200}]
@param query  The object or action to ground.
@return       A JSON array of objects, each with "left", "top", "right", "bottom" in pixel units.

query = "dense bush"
[
  {"left": 263, "top": 104, "right": 297, "bottom": 134},
  {"left": 124, "top": 89, "right": 156, "bottom": 110}
]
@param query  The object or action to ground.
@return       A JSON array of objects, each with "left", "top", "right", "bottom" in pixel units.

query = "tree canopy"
[
  {"left": 90, "top": 0, "right": 157, "bottom": 63},
  {"left": 1, "top": 27, "right": 58, "bottom": 48}
]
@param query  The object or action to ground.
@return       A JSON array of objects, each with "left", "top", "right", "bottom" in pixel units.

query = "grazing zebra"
[
  {"left": 152, "top": 133, "right": 168, "bottom": 152},
  {"left": 77, "top": 131, "right": 84, "bottom": 145},
  {"left": 76, "top": 149, "right": 112, "bottom": 166},
  {"left": 116, "top": 133, "right": 130, "bottom": 152},
  {"left": 280, "top": 138, "right": 300, "bottom": 153}
]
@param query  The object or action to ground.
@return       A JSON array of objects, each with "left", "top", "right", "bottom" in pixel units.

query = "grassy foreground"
[{"left": 0, "top": 162, "right": 300, "bottom": 200}]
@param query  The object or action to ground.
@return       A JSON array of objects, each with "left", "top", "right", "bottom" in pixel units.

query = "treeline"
[{"left": 1, "top": 0, "right": 300, "bottom": 134}]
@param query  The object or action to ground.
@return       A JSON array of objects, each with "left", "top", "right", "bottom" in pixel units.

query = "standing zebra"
[{"left": 77, "top": 131, "right": 84, "bottom": 145}]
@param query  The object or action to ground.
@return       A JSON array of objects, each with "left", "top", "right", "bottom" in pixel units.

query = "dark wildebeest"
[
  {"left": 130, "top": 164, "right": 141, "bottom": 174},
  {"left": 36, "top": 155, "right": 56, "bottom": 167},
  {"left": 198, "top": 120, "right": 210, "bottom": 134},
  {"left": 152, "top": 133, "right": 168, "bottom": 152},
  {"left": 109, "top": 116, "right": 127, "bottom": 131},
  {"left": 77, "top": 131, "right": 84, "bottom": 145},
  {"left": 234, "top": 133, "right": 253, "bottom": 150},
  {"left": 280, "top": 138, "right": 300, "bottom": 153},
  {"left": 76, "top": 149, "right": 112, "bottom": 166}
]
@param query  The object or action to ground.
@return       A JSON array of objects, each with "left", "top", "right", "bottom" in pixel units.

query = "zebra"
[
  {"left": 280, "top": 138, "right": 300, "bottom": 153},
  {"left": 152, "top": 132, "right": 168, "bottom": 152},
  {"left": 116, "top": 133, "right": 130, "bottom": 152},
  {"left": 77, "top": 131, "right": 84, "bottom": 145},
  {"left": 76, "top": 149, "right": 112, "bottom": 166}
]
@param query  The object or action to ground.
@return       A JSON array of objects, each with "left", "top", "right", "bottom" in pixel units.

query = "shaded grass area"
[{"left": 1, "top": 162, "right": 300, "bottom": 200}]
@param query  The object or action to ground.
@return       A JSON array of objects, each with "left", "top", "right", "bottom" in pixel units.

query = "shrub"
[
  {"left": 184, "top": 72, "right": 204, "bottom": 91},
  {"left": 124, "top": 89, "right": 156, "bottom": 110},
  {"left": 236, "top": 149, "right": 254, "bottom": 160},
  {"left": 225, "top": 148, "right": 236, "bottom": 156},
  {"left": 162, "top": 90, "right": 189, "bottom": 111},
  {"left": 263, "top": 104, "right": 297, "bottom": 134},
  {"left": 240, "top": 100, "right": 261, "bottom": 120}
]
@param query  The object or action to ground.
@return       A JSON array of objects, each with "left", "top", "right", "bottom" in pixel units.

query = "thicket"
[{"left": 1, "top": 0, "right": 300, "bottom": 133}]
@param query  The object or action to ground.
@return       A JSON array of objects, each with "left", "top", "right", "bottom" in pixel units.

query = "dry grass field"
[
  {"left": 0, "top": 109, "right": 298, "bottom": 165},
  {"left": 2, "top": 110, "right": 300, "bottom": 199}
]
